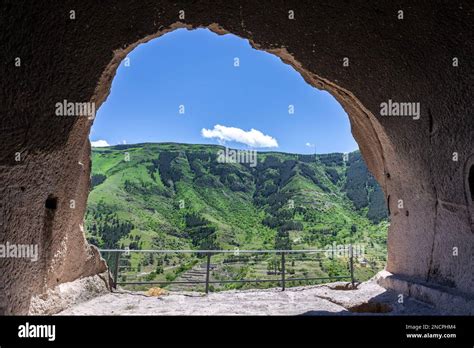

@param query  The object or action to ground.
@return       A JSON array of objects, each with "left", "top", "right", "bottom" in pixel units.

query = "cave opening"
[{"left": 85, "top": 27, "right": 389, "bottom": 293}]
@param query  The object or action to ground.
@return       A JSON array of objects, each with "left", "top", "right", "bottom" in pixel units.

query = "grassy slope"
[{"left": 86, "top": 143, "right": 388, "bottom": 287}]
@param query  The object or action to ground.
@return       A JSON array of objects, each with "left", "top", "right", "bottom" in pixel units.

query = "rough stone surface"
[
  {"left": 0, "top": 1, "right": 473, "bottom": 314},
  {"left": 375, "top": 270, "right": 474, "bottom": 315},
  {"left": 28, "top": 271, "right": 111, "bottom": 315},
  {"left": 57, "top": 281, "right": 439, "bottom": 316}
]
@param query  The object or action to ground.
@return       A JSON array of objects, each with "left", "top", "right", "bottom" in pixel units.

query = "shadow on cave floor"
[{"left": 299, "top": 288, "right": 440, "bottom": 316}]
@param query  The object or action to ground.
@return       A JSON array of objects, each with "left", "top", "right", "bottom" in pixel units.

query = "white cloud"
[
  {"left": 201, "top": 124, "right": 278, "bottom": 148},
  {"left": 91, "top": 140, "right": 110, "bottom": 147},
  {"left": 305, "top": 142, "right": 315, "bottom": 147}
]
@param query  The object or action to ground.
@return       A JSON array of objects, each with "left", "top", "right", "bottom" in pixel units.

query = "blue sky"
[{"left": 91, "top": 28, "right": 358, "bottom": 154}]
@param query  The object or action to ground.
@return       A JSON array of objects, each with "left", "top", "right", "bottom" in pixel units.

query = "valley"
[{"left": 85, "top": 143, "right": 389, "bottom": 290}]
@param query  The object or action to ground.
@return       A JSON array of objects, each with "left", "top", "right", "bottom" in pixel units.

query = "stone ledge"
[
  {"left": 28, "top": 271, "right": 111, "bottom": 315},
  {"left": 375, "top": 270, "right": 474, "bottom": 315}
]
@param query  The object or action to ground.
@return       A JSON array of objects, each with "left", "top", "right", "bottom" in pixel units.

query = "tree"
[{"left": 275, "top": 229, "right": 292, "bottom": 250}]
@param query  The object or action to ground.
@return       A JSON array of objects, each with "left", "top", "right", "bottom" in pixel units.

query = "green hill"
[{"left": 85, "top": 143, "right": 388, "bottom": 288}]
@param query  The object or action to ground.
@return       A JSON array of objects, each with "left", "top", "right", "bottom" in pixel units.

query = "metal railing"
[{"left": 99, "top": 247, "right": 358, "bottom": 293}]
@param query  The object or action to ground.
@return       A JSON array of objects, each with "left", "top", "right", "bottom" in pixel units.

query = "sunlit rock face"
[{"left": 0, "top": 1, "right": 472, "bottom": 314}]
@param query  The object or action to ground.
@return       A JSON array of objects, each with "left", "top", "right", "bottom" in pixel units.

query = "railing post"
[
  {"left": 113, "top": 251, "right": 120, "bottom": 289},
  {"left": 281, "top": 252, "right": 286, "bottom": 291},
  {"left": 205, "top": 252, "right": 211, "bottom": 294},
  {"left": 349, "top": 244, "right": 355, "bottom": 287}
]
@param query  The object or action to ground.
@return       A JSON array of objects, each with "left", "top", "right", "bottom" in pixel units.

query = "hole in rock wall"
[{"left": 45, "top": 196, "right": 58, "bottom": 210}]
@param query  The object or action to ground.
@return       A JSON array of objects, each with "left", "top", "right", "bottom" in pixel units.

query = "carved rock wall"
[{"left": 0, "top": 1, "right": 472, "bottom": 314}]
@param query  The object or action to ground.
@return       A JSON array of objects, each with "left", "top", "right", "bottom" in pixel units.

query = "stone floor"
[{"left": 58, "top": 280, "right": 439, "bottom": 316}]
